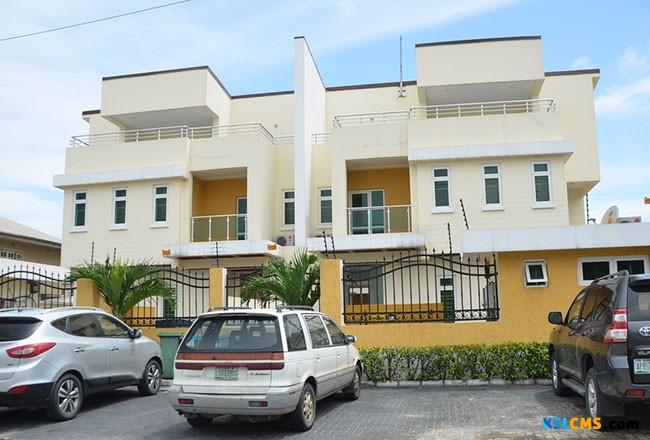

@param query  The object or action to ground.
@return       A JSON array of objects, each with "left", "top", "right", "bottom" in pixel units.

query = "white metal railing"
[
  {"left": 312, "top": 132, "right": 330, "bottom": 144},
  {"left": 332, "top": 98, "right": 556, "bottom": 128},
  {"left": 274, "top": 135, "right": 294, "bottom": 145},
  {"left": 191, "top": 214, "right": 247, "bottom": 242},
  {"left": 347, "top": 205, "right": 411, "bottom": 235}
]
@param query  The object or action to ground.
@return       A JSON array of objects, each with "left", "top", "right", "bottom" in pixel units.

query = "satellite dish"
[{"left": 601, "top": 205, "right": 619, "bottom": 224}]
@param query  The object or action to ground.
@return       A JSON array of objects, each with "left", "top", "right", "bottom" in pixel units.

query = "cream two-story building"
[{"left": 54, "top": 36, "right": 601, "bottom": 270}]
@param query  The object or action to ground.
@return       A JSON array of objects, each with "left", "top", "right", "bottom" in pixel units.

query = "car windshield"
[
  {"left": 0, "top": 317, "right": 42, "bottom": 341},
  {"left": 179, "top": 315, "right": 282, "bottom": 352},
  {"left": 628, "top": 278, "right": 650, "bottom": 321}
]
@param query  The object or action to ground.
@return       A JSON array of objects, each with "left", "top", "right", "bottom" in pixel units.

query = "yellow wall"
[
  {"left": 327, "top": 246, "right": 650, "bottom": 347},
  {"left": 192, "top": 177, "right": 246, "bottom": 217},
  {"left": 347, "top": 168, "right": 410, "bottom": 206}
]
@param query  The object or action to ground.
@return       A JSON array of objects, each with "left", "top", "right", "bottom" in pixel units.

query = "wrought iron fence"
[
  {"left": 122, "top": 267, "right": 209, "bottom": 328},
  {"left": 342, "top": 252, "right": 498, "bottom": 324},
  {"left": 0, "top": 264, "right": 75, "bottom": 309}
]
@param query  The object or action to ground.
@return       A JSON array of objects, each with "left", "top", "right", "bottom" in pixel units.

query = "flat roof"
[{"left": 415, "top": 35, "right": 541, "bottom": 48}]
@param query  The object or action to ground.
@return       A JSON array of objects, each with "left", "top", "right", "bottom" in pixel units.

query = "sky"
[{"left": 0, "top": 0, "right": 649, "bottom": 238}]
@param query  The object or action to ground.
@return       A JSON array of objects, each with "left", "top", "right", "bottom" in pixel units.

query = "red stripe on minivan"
[{"left": 175, "top": 352, "right": 284, "bottom": 371}]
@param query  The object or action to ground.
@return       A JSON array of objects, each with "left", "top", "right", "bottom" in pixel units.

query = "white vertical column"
[{"left": 294, "top": 36, "right": 326, "bottom": 246}]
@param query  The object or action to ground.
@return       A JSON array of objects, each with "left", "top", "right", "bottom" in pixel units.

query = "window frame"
[
  {"left": 322, "top": 316, "right": 347, "bottom": 346},
  {"left": 0, "top": 248, "right": 25, "bottom": 260},
  {"left": 112, "top": 187, "right": 128, "bottom": 229},
  {"left": 482, "top": 163, "right": 503, "bottom": 210},
  {"left": 431, "top": 166, "right": 452, "bottom": 213},
  {"left": 577, "top": 255, "right": 649, "bottom": 285},
  {"left": 531, "top": 161, "right": 553, "bottom": 208},
  {"left": 283, "top": 314, "right": 307, "bottom": 352},
  {"left": 152, "top": 184, "right": 168, "bottom": 227},
  {"left": 319, "top": 187, "right": 332, "bottom": 226},
  {"left": 95, "top": 314, "right": 132, "bottom": 338},
  {"left": 72, "top": 190, "right": 88, "bottom": 231},
  {"left": 282, "top": 189, "right": 295, "bottom": 229},
  {"left": 523, "top": 260, "right": 548, "bottom": 288},
  {"left": 304, "top": 314, "right": 332, "bottom": 349},
  {"left": 565, "top": 289, "right": 587, "bottom": 327}
]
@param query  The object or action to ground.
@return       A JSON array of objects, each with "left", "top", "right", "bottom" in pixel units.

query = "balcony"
[
  {"left": 347, "top": 205, "right": 411, "bottom": 235},
  {"left": 191, "top": 214, "right": 247, "bottom": 242}
]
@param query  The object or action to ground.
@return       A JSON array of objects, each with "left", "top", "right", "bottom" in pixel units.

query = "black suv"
[{"left": 548, "top": 271, "right": 650, "bottom": 420}]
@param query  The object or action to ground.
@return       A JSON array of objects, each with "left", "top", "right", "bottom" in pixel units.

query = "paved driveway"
[{"left": 1, "top": 386, "right": 649, "bottom": 440}]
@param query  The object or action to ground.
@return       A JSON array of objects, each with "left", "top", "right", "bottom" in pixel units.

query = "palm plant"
[
  {"left": 67, "top": 258, "right": 175, "bottom": 319},
  {"left": 240, "top": 250, "right": 320, "bottom": 307}
]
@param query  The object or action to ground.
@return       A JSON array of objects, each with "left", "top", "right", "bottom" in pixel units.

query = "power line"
[{"left": 0, "top": 0, "right": 193, "bottom": 43}]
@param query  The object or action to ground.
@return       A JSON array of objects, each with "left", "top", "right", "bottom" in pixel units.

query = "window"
[
  {"left": 153, "top": 185, "right": 168, "bottom": 224},
  {"left": 0, "top": 249, "right": 24, "bottom": 260},
  {"left": 73, "top": 191, "right": 87, "bottom": 228},
  {"left": 578, "top": 256, "right": 648, "bottom": 285},
  {"left": 236, "top": 197, "right": 247, "bottom": 240},
  {"left": 524, "top": 260, "right": 548, "bottom": 287},
  {"left": 67, "top": 314, "right": 100, "bottom": 337},
  {"left": 582, "top": 286, "right": 614, "bottom": 322},
  {"left": 532, "top": 162, "right": 552, "bottom": 205},
  {"left": 113, "top": 188, "right": 127, "bottom": 226},
  {"left": 322, "top": 317, "right": 346, "bottom": 345},
  {"left": 482, "top": 164, "right": 502, "bottom": 207},
  {"left": 349, "top": 190, "right": 385, "bottom": 234},
  {"left": 96, "top": 315, "right": 131, "bottom": 338},
  {"left": 283, "top": 314, "right": 306, "bottom": 351},
  {"left": 179, "top": 316, "right": 281, "bottom": 352},
  {"left": 432, "top": 167, "right": 451, "bottom": 211},
  {"left": 319, "top": 188, "right": 332, "bottom": 225},
  {"left": 283, "top": 189, "right": 295, "bottom": 227},
  {"left": 304, "top": 315, "right": 330, "bottom": 348},
  {"left": 565, "top": 290, "right": 587, "bottom": 326},
  {"left": 0, "top": 317, "right": 42, "bottom": 341}
]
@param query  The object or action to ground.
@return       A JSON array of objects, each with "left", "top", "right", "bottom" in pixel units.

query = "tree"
[
  {"left": 241, "top": 250, "right": 320, "bottom": 307},
  {"left": 67, "top": 259, "right": 175, "bottom": 319}
]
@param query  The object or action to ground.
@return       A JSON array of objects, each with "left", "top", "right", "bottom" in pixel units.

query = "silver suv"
[
  {"left": 0, "top": 307, "right": 162, "bottom": 421},
  {"left": 169, "top": 307, "right": 361, "bottom": 431}
]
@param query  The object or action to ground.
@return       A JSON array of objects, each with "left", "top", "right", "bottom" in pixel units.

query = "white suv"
[{"left": 169, "top": 307, "right": 362, "bottom": 431}]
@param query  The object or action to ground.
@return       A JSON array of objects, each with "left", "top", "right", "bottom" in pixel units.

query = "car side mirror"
[
  {"left": 131, "top": 329, "right": 143, "bottom": 339},
  {"left": 548, "top": 312, "right": 563, "bottom": 325},
  {"left": 345, "top": 335, "right": 357, "bottom": 344}
]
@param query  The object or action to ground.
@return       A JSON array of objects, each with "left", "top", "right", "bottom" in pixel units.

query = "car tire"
[
  {"left": 45, "top": 373, "right": 84, "bottom": 422},
  {"left": 138, "top": 359, "right": 162, "bottom": 396},
  {"left": 551, "top": 353, "right": 572, "bottom": 396},
  {"left": 585, "top": 368, "right": 623, "bottom": 428},
  {"left": 288, "top": 382, "right": 316, "bottom": 431},
  {"left": 186, "top": 416, "right": 213, "bottom": 428},
  {"left": 342, "top": 366, "right": 361, "bottom": 401}
]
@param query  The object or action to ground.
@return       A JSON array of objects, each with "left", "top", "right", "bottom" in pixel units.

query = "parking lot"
[{"left": 1, "top": 385, "right": 649, "bottom": 440}]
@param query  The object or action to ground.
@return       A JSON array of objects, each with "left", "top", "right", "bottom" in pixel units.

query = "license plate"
[
  {"left": 634, "top": 359, "right": 650, "bottom": 375},
  {"left": 215, "top": 367, "right": 239, "bottom": 381}
]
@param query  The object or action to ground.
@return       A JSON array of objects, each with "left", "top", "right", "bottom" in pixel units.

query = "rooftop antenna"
[{"left": 398, "top": 35, "right": 406, "bottom": 98}]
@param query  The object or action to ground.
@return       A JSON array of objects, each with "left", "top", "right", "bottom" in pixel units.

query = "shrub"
[{"left": 359, "top": 342, "right": 550, "bottom": 383}]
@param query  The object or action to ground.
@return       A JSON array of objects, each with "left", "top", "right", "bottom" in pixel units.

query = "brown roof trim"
[
  {"left": 102, "top": 66, "right": 232, "bottom": 98},
  {"left": 545, "top": 68, "right": 600, "bottom": 76},
  {"left": 416, "top": 35, "right": 541, "bottom": 48},
  {"left": 232, "top": 90, "right": 294, "bottom": 99},
  {"left": 81, "top": 109, "right": 100, "bottom": 116},
  {"left": 326, "top": 80, "right": 416, "bottom": 92}
]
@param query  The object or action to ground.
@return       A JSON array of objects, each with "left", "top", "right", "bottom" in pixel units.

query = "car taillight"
[
  {"left": 175, "top": 351, "right": 285, "bottom": 370},
  {"left": 603, "top": 308, "right": 628, "bottom": 344},
  {"left": 6, "top": 342, "right": 56, "bottom": 358}
]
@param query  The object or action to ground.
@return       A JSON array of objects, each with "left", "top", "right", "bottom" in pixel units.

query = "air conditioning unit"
[{"left": 276, "top": 235, "right": 294, "bottom": 246}]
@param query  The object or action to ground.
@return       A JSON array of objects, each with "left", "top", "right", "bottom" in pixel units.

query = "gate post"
[
  {"left": 209, "top": 267, "right": 227, "bottom": 310},
  {"left": 76, "top": 278, "right": 110, "bottom": 312},
  {"left": 320, "top": 259, "right": 344, "bottom": 326}
]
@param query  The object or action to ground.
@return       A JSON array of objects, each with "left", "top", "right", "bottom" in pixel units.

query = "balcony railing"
[
  {"left": 332, "top": 98, "right": 556, "bottom": 127},
  {"left": 191, "top": 214, "right": 247, "bottom": 242},
  {"left": 347, "top": 205, "right": 411, "bottom": 235}
]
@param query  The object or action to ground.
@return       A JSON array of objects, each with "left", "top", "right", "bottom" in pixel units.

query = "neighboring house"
[
  {"left": 54, "top": 35, "right": 601, "bottom": 269},
  {"left": 0, "top": 216, "right": 61, "bottom": 265}
]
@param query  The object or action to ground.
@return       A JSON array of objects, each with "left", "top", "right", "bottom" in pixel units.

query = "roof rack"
[
  {"left": 207, "top": 306, "right": 251, "bottom": 312},
  {"left": 591, "top": 270, "right": 630, "bottom": 284},
  {"left": 0, "top": 308, "right": 43, "bottom": 313},
  {"left": 275, "top": 305, "right": 314, "bottom": 312},
  {"left": 42, "top": 306, "right": 103, "bottom": 313}
]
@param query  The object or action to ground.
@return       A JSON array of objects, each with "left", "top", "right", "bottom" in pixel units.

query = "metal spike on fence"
[{"left": 322, "top": 231, "right": 329, "bottom": 258}]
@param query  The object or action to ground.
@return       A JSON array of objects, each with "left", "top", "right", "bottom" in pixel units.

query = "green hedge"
[{"left": 359, "top": 343, "right": 550, "bottom": 382}]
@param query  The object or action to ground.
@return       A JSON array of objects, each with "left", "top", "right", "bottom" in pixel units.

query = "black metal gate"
[
  {"left": 225, "top": 266, "right": 269, "bottom": 308},
  {"left": 0, "top": 265, "right": 76, "bottom": 309},
  {"left": 342, "top": 252, "right": 498, "bottom": 324}
]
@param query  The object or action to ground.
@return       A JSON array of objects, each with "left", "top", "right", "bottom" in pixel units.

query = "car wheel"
[
  {"left": 186, "top": 416, "right": 213, "bottom": 428},
  {"left": 585, "top": 368, "right": 624, "bottom": 428},
  {"left": 138, "top": 359, "right": 162, "bottom": 396},
  {"left": 45, "top": 373, "right": 84, "bottom": 421},
  {"left": 551, "top": 353, "right": 572, "bottom": 396},
  {"left": 288, "top": 382, "right": 316, "bottom": 431},
  {"left": 342, "top": 366, "right": 361, "bottom": 401}
]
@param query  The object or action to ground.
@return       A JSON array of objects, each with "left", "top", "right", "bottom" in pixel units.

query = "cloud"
[
  {"left": 618, "top": 47, "right": 648, "bottom": 75},
  {"left": 595, "top": 76, "right": 650, "bottom": 116},
  {"left": 588, "top": 161, "right": 650, "bottom": 222},
  {"left": 0, "top": 189, "right": 62, "bottom": 238},
  {"left": 571, "top": 56, "right": 592, "bottom": 70}
]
